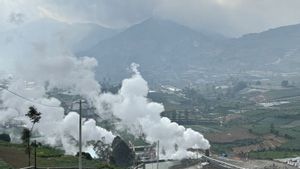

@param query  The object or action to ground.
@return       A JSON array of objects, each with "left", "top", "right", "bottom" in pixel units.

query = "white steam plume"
[
  {"left": 0, "top": 21, "right": 209, "bottom": 158},
  {"left": 1, "top": 59, "right": 210, "bottom": 159},
  {"left": 96, "top": 64, "right": 210, "bottom": 159},
  {"left": 0, "top": 54, "right": 114, "bottom": 156}
]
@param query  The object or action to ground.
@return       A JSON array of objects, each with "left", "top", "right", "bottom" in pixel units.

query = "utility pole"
[
  {"left": 79, "top": 99, "right": 82, "bottom": 169},
  {"left": 71, "top": 100, "right": 85, "bottom": 169},
  {"left": 156, "top": 140, "right": 159, "bottom": 169},
  {"left": 28, "top": 137, "right": 31, "bottom": 166},
  {"left": 34, "top": 140, "right": 37, "bottom": 169}
]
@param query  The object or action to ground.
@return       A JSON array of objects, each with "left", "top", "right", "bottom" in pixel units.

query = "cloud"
[
  {"left": 1, "top": 0, "right": 300, "bottom": 36},
  {"left": 154, "top": 0, "right": 300, "bottom": 36},
  {"left": 39, "top": 0, "right": 157, "bottom": 28},
  {"left": 0, "top": 0, "right": 40, "bottom": 31}
]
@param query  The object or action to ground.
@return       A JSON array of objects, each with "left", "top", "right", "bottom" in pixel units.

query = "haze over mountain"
[
  {"left": 81, "top": 18, "right": 300, "bottom": 85},
  {"left": 218, "top": 23, "right": 300, "bottom": 73},
  {"left": 82, "top": 18, "right": 225, "bottom": 84},
  {"left": 1, "top": 18, "right": 118, "bottom": 50},
  {"left": 1, "top": 16, "right": 300, "bottom": 85}
]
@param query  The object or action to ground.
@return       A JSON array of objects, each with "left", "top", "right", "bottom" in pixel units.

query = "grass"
[
  {"left": 36, "top": 146, "right": 64, "bottom": 158},
  {"left": 0, "top": 159, "right": 13, "bottom": 169},
  {"left": 0, "top": 140, "right": 65, "bottom": 158},
  {"left": 0, "top": 140, "right": 24, "bottom": 149},
  {"left": 185, "top": 125, "right": 221, "bottom": 133},
  {"left": 0, "top": 141, "right": 102, "bottom": 168},
  {"left": 278, "top": 126, "right": 300, "bottom": 150},
  {"left": 35, "top": 155, "right": 101, "bottom": 168},
  {"left": 247, "top": 119, "right": 300, "bottom": 150},
  {"left": 211, "top": 143, "right": 233, "bottom": 155},
  {"left": 211, "top": 139, "right": 260, "bottom": 154}
]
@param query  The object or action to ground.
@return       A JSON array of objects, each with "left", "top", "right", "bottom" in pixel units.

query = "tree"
[
  {"left": 226, "top": 81, "right": 248, "bottom": 98},
  {"left": 26, "top": 106, "right": 42, "bottom": 131},
  {"left": 233, "top": 81, "right": 248, "bottom": 93},
  {"left": 24, "top": 106, "right": 42, "bottom": 167},
  {"left": 21, "top": 128, "right": 31, "bottom": 144},
  {"left": 21, "top": 128, "right": 31, "bottom": 166},
  {"left": 76, "top": 152, "right": 93, "bottom": 160},
  {"left": 92, "top": 137, "right": 112, "bottom": 162},
  {"left": 0, "top": 133, "right": 11, "bottom": 142}
]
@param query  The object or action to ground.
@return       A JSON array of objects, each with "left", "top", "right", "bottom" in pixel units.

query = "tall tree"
[
  {"left": 26, "top": 106, "right": 42, "bottom": 132},
  {"left": 24, "top": 106, "right": 42, "bottom": 167},
  {"left": 21, "top": 128, "right": 31, "bottom": 166}
]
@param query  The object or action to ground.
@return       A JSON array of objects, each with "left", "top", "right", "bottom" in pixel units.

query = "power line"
[{"left": 0, "top": 86, "right": 61, "bottom": 108}]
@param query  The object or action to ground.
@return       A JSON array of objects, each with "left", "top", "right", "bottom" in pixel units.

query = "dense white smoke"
[
  {"left": 0, "top": 23, "right": 209, "bottom": 158},
  {"left": 97, "top": 64, "right": 210, "bottom": 159},
  {"left": 1, "top": 59, "right": 210, "bottom": 159},
  {"left": 0, "top": 55, "right": 115, "bottom": 156}
]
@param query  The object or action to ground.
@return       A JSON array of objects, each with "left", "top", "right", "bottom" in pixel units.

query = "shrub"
[{"left": 0, "top": 133, "right": 11, "bottom": 142}]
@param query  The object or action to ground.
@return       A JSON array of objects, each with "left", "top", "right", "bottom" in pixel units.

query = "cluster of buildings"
[{"left": 277, "top": 157, "right": 300, "bottom": 168}]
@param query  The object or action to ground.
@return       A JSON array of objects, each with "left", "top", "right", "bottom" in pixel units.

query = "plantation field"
[{"left": 183, "top": 87, "right": 300, "bottom": 159}]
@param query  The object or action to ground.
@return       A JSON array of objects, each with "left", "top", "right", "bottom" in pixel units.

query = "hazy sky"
[{"left": 1, "top": 0, "right": 300, "bottom": 36}]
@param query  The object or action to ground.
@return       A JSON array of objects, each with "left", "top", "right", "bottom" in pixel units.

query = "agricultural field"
[
  {"left": 155, "top": 83, "right": 300, "bottom": 160},
  {"left": 1, "top": 81, "right": 300, "bottom": 167},
  {"left": 248, "top": 150, "right": 300, "bottom": 160}
]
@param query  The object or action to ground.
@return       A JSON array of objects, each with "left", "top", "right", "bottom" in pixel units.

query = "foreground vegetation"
[
  {"left": 0, "top": 141, "right": 102, "bottom": 169},
  {"left": 0, "top": 159, "right": 12, "bottom": 169}
]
